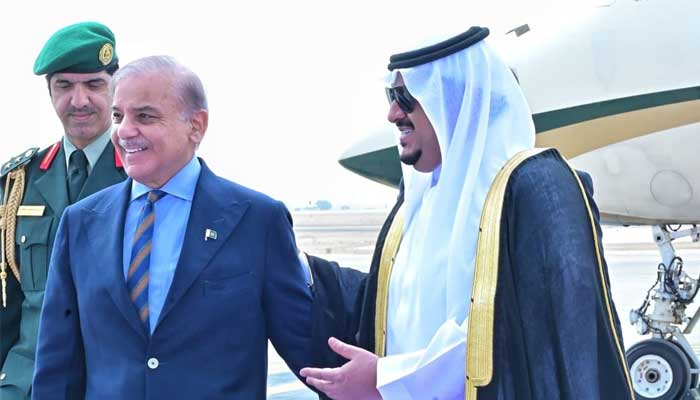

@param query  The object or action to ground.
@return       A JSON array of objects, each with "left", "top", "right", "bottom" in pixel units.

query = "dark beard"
[{"left": 400, "top": 149, "right": 422, "bottom": 166}]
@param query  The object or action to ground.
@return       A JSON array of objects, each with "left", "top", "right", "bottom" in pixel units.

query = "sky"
[{"left": 0, "top": 0, "right": 574, "bottom": 209}]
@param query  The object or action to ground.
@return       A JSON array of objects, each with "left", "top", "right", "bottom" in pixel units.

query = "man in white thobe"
[{"left": 301, "top": 26, "right": 633, "bottom": 400}]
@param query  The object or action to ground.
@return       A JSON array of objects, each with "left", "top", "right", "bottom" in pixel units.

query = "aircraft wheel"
[
  {"left": 627, "top": 339, "right": 691, "bottom": 399},
  {"left": 667, "top": 339, "right": 700, "bottom": 390}
]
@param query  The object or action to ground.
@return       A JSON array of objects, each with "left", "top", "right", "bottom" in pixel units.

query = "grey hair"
[{"left": 110, "top": 55, "right": 208, "bottom": 119}]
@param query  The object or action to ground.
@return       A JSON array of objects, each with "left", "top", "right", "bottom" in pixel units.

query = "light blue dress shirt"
[{"left": 122, "top": 156, "right": 201, "bottom": 332}]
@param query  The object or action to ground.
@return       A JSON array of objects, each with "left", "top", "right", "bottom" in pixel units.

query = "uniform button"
[
  {"left": 147, "top": 357, "right": 159, "bottom": 370},
  {"left": 20, "top": 235, "right": 26, "bottom": 244},
  {"left": 0, "top": 372, "right": 6, "bottom": 380}
]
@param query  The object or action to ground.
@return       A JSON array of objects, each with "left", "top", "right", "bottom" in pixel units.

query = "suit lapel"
[
  {"left": 33, "top": 145, "right": 69, "bottom": 215},
  {"left": 157, "top": 164, "right": 250, "bottom": 325},
  {"left": 82, "top": 179, "right": 148, "bottom": 339},
  {"left": 79, "top": 142, "right": 127, "bottom": 200}
]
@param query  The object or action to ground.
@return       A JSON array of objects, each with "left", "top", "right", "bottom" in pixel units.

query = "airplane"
[{"left": 338, "top": 1, "right": 700, "bottom": 399}]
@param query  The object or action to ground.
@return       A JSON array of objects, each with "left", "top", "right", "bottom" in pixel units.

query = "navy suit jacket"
[{"left": 32, "top": 161, "right": 313, "bottom": 399}]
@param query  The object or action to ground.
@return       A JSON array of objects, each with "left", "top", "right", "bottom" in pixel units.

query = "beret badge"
[{"left": 99, "top": 43, "right": 114, "bottom": 66}]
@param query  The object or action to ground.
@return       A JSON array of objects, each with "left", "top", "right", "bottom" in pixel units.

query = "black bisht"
[{"left": 308, "top": 150, "right": 635, "bottom": 399}]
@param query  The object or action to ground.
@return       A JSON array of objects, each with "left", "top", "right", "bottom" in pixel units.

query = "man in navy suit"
[{"left": 32, "top": 55, "right": 313, "bottom": 399}]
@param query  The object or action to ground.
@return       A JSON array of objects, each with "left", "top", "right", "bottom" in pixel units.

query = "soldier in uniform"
[{"left": 0, "top": 22, "right": 127, "bottom": 398}]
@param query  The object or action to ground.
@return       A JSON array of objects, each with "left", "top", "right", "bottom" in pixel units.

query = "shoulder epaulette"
[{"left": 1, "top": 147, "right": 40, "bottom": 178}]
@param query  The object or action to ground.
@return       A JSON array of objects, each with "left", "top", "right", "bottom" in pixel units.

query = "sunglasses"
[{"left": 385, "top": 86, "right": 416, "bottom": 113}]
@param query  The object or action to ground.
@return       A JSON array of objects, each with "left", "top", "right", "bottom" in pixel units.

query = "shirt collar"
[
  {"left": 63, "top": 127, "right": 112, "bottom": 173},
  {"left": 130, "top": 156, "right": 201, "bottom": 203}
]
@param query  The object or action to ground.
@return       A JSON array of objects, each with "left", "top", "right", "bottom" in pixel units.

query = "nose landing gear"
[{"left": 627, "top": 225, "right": 700, "bottom": 400}]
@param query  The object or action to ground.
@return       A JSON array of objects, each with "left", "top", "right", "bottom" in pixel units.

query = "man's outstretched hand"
[{"left": 300, "top": 337, "right": 382, "bottom": 400}]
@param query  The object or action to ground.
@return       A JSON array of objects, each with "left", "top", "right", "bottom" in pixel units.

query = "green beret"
[{"left": 33, "top": 21, "right": 118, "bottom": 76}]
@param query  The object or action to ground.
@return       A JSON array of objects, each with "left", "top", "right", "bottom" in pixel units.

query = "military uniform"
[
  {"left": 0, "top": 141, "right": 126, "bottom": 397},
  {"left": 0, "top": 21, "right": 125, "bottom": 399}
]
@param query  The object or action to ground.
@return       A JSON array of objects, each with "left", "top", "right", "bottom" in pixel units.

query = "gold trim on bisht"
[
  {"left": 565, "top": 160, "right": 636, "bottom": 400},
  {"left": 465, "top": 148, "right": 547, "bottom": 399},
  {"left": 465, "top": 148, "right": 635, "bottom": 400},
  {"left": 1, "top": 167, "right": 27, "bottom": 307},
  {"left": 374, "top": 206, "right": 404, "bottom": 357}
]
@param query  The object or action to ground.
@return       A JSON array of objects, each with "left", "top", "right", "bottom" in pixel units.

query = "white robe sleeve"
[{"left": 376, "top": 318, "right": 468, "bottom": 399}]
